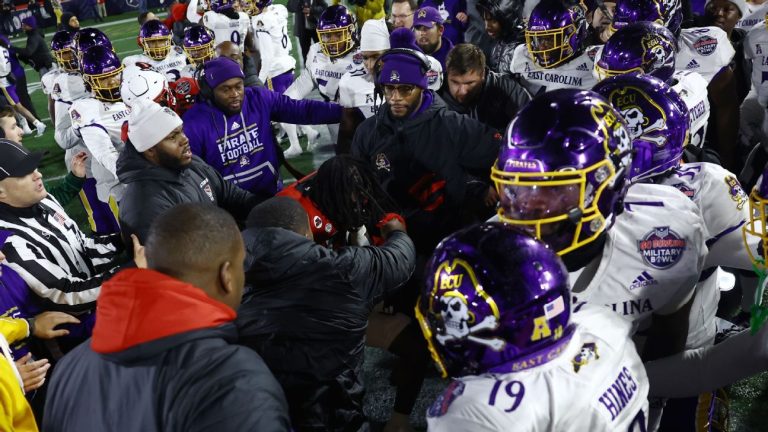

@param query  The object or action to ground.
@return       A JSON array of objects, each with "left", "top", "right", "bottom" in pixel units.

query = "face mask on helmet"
[
  {"left": 82, "top": 46, "right": 124, "bottom": 102},
  {"left": 742, "top": 172, "right": 768, "bottom": 333},
  {"left": 51, "top": 31, "right": 78, "bottom": 72},
  {"left": 525, "top": 0, "right": 587, "bottom": 69},
  {"left": 415, "top": 222, "right": 574, "bottom": 378},
  {"left": 593, "top": 74, "right": 689, "bottom": 182},
  {"left": 316, "top": 5, "right": 356, "bottom": 58},
  {"left": 140, "top": 21, "right": 172, "bottom": 61},
  {"left": 490, "top": 89, "right": 633, "bottom": 255},
  {"left": 593, "top": 22, "right": 677, "bottom": 83},
  {"left": 183, "top": 26, "right": 215, "bottom": 65},
  {"left": 612, "top": 0, "right": 682, "bottom": 36}
]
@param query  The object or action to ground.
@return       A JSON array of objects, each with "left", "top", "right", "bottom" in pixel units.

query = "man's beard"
[
  {"left": 420, "top": 39, "right": 440, "bottom": 54},
  {"left": 157, "top": 147, "right": 189, "bottom": 171}
]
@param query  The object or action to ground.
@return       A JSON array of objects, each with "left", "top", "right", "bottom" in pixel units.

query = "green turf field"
[{"left": 20, "top": 8, "right": 768, "bottom": 431}]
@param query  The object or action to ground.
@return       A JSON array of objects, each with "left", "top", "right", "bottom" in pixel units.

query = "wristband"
[{"left": 26, "top": 317, "right": 35, "bottom": 337}]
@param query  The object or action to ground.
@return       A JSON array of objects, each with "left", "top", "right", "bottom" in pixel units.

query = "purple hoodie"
[{"left": 182, "top": 86, "right": 342, "bottom": 197}]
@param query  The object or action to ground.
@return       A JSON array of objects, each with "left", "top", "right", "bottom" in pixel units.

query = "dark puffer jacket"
[{"left": 117, "top": 141, "right": 263, "bottom": 242}]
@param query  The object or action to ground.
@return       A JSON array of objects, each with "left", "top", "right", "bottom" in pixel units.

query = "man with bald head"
[
  {"left": 216, "top": 41, "right": 261, "bottom": 87},
  {"left": 43, "top": 203, "right": 291, "bottom": 432}
]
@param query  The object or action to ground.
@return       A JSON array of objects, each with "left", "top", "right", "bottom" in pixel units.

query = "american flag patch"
[
  {"left": 544, "top": 297, "right": 565, "bottom": 320},
  {"left": 53, "top": 212, "right": 67, "bottom": 226}
]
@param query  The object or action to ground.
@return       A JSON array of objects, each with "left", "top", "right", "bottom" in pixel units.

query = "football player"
[
  {"left": 594, "top": 22, "right": 711, "bottom": 149},
  {"left": 510, "top": 0, "right": 600, "bottom": 94},
  {"left": 611, "top": 0, "right": 739, "bottom": 171},
  {"left": 123, "top": 20, "right": 188, "bottom": 84},
  {"left": 280, "top": 5, "right": 360, "bottom": 157},
  {"left": 490, "top": 88, "right": 707, "bottom": 365},
  {"left": 69, "top": 45, "right": 130, "bottom": 228},
  {"left": 0, "top": 38, "right": 45, "bottom": 137},
  {"left": 202, "top": 0, "right": 253, "bottom": 54},
  {"left": 418, "top": 222, "right": 649, "bottom": 431},
  {"left": 247, "top": 0, "right": 296, "bottom": 93}
]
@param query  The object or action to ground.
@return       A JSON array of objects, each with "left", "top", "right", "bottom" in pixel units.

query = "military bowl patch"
[
  {"left": 637, "top": 226, "right": 686, "bottom": 269},
  {"left": 693, "top": 36, "right": 718, "bottom": 56}
]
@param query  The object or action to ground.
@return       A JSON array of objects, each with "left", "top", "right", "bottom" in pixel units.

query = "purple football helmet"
[
  {"left": 74, "top": 28, "right": 113, "bottom": 64},
  {"left": 595, "top": 21, "right": 678, "bottom": 83},
  {"left": 316, "top": 5, "right": 357, "bottom": 58},
  {"left": 243, "top": 0, "right": 272, "bottom": 14},
  {"left": 490, "top": 89, "right": 633, "bottom": 255},
  {"left": 81, "top": 45, "right": 124, "bottom": 102},
  {"left": 139, "top": 20, "right": 172, "bottom": 61},
  {"left": 593, "top": 74, "right": 690, "bottom": 182},
  {"left": 209, "top": 0, "right": 236, "bottom": 12},
  {"left": 612, "top": 0, "right": 683, "bottom": 36},
  {"left": 51, "top": 30, "right": 78, "bottom": 72},
  {"left": 416, "top": 222, "right": 573, "bottom": 378},
  {"left": 745, "top": 165, "right": 768, "bottom": 271},
  {"left": 525, "top": 0, "right": 588, "bottom": 69},
  {"left": 183, "top": 25, "right": 214, "bottom": 65}
]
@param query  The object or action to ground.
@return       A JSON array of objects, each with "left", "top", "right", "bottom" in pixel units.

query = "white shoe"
[
  {"left": 283, "top": 146, "right": 302, "bottom": 159},
  {"left": 19, "top": 117, "right": 32, "bottom": 135},
  {"left": 34, "top": 120, "right": 46, "bottom": 137},
  {"left": 304, "top": 127, "right": 320, "bottom": 152}
]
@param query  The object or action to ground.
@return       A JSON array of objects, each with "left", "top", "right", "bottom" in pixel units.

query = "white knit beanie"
[
  {"left": 360, "top": 18, "right": 390, "bottom": 52},
  {"left": 127, "top": 99, "right": 183, "bottom": 152}
]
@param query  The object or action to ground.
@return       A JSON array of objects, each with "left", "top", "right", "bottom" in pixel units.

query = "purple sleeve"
[{"left": 252, "top": 87, "right": 343, "bottom": 125}]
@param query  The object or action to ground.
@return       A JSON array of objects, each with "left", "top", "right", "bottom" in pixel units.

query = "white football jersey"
[
  {"left": 657, "top": 163, "right": 754, "bottom": 349},
  {"left": 69, "top": 98, "right": 130, "bottom": 202},
  {"left": 51, "top": 72, "right": 89, "bottom": 151},
  {"left": 338, "top": 67, "right": 378, "bottom": 119},
  {"left": 510, "top": 44, "right": 599, "bottom": 95},
  {"left": 427, "top": 305, "right": 649, "bottom": 432},
  {"left": 40, "top": 68, "right": 62, "bottom": 100},
  {"left": 285, "top": 42, "right": 361, "bottom": 102},
  {"left": 737, "top": 3, "right": 768, "bottom": 30},
  {"left": 676, "top": 27, "right": 735, "bottom": 84},
  {"left": 570, "top": 183, "right": 708, "bottom": 328},
  {"left": 670, "top": 70, "right": 710, "bottom": 148},
  {"left": 122, "top": 46, "right": 189, "bottom": 83},
  {"left": 251, "top": 4, "right": 295, "bottom": 82},
  {"left": 203, "top": 10, "right": 251, "bottom": 52},
  {"left": 744, "top": 23, "right": 768, "bottom": 106}
]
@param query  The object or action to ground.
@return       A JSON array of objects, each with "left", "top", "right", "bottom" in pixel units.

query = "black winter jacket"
[
  {"left": 16, "top": 28, "right": 53, "bottom": 71},
  {"left": 351, "top": 94, "right": 503, "bottom": 251},
  {"left": 440, "top": 68, "right": 531, "bottom": 131},
  {"left": 116, "top": 142, "right": 262, "bottom": 242},
  {"left": 237, "top": 227, "right": 415, "bottom": 431}
]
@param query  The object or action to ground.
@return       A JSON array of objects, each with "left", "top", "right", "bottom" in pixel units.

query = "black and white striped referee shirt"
[{"left": 0, "top": 195, "right": 123, "bottom": 312}]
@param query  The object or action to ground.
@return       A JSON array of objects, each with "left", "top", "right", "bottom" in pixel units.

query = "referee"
[{"left": 0, "top": 139, "right": 125, "bottom": 313}]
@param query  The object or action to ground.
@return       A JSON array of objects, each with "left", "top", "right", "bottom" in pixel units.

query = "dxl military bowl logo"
[{"left": 637, "top": 226, "right": 687, "bottom": 269}]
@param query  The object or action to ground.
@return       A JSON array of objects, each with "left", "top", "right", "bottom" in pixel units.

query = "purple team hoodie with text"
[{"left": 182, "top": 86, "right": 342, "bottom": 197}]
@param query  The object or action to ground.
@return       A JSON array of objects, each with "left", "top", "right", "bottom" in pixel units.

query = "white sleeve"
[
  {"left": 187, "top": 0, "right": 203, "bottom": 23},
  {"left": 77, "top": 124, "right": 119, "bottom": 178},
  {"left": 54, "top": 103, "right": 79, "bottom": 150},
  {"left": 0, "top": 48, "right": 11, "bottom": 78},
  {"left": 255, "top": 30, "right": 274, "bottom": 84},
  {"left": 645, "top": 323, "right": 768, "bottom": 397},
  {"left": 283, "top": 65, "right": 316, "bottom": 100}
]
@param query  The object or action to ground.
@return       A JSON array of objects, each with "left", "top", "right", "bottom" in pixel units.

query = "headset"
[
  {"left": 372, "top": 48, "right": 432, "bottom": 113},
  {"left": 194, "top": 61, "right": 214, "bottom": 101}
]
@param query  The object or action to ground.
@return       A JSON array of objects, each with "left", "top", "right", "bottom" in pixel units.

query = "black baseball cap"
[{"left": 0, "top": 139, "right": 46, "bottom": 181}]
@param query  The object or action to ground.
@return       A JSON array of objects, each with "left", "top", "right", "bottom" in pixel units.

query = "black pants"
[{"left": 14, "top": 72, "right": 38, "bottom": 119}]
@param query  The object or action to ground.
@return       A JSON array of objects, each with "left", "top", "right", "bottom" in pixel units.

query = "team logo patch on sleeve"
[
  {"left": 637, "top": 226, "right": 686, "bottom": 269},
  {"left": 426, "top": 380, "right": 465, "bottom": 418},
  {"left": 572, "top": 342, "right": 599, "bottom": 372},
  {"left": 693, "top": 36, "right": 718, "bottom": 56},
  {"left": 724, "top": 175, "right": 747, "bottom": 210}
]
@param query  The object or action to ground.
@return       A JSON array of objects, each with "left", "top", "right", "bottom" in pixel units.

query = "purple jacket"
[{"left": 183, "top": 86, "right": 342, "bottom": 197}]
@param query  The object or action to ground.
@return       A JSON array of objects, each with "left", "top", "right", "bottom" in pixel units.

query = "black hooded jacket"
[
  {"left": 116, "top": 142, "right": 262, "bottom": 242},
  {"left": 351, "top": 93, "right": 502, "bottom": 252},
  {"left": 440, "top": 68, "right": 531, "bottom": 130},
  {"left": 237, "top": 227, "right": 415, "bottom": 431}
]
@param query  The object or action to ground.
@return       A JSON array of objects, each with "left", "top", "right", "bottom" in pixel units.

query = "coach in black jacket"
[
  {"left": 237, "top": 197, "right": 416, "bottom": 431},
  {"left": 352, "top": 48, "right": 503, "bottom": 253},
  {"left": 439, "top": 43, "right": 531, "bottom": 131},
  {"left": 117, "top": 100, "right": 262, "bottom": 243}
]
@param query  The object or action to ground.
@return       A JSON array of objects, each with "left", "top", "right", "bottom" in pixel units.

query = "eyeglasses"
[
  {"left": 383, "top": 85, "right": 417, "bottom": 98},
  {"left": 390, "top": 12, "right": 413, "bottom": 20}
]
